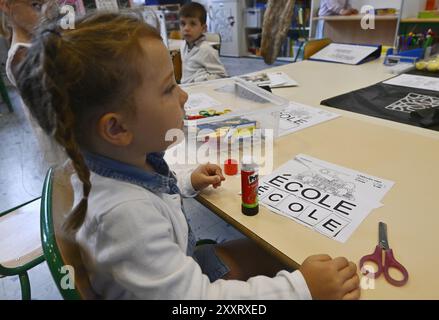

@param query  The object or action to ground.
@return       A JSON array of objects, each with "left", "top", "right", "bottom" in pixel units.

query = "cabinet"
[
  {"left": 207, "top": 0, "right": 248, "bottom": 57},
  {"left": 145, "top": 4, "right": 181, "bottom": 34}
]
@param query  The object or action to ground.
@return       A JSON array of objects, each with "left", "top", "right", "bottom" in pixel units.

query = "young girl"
[{"left": 16, "top": 12, "right": 360, "bottom": 300}]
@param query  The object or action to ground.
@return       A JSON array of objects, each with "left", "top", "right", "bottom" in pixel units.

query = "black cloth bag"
[{"left": 321, "top": 71, "right": 439, "bottom": 131}]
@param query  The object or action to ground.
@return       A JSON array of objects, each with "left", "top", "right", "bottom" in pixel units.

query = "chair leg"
[
  {"left": 19, "top": 272, "right": 31, "bottom": 300},
  {"left": 0, "top": 76, "right": 13, "bottom": 113}
]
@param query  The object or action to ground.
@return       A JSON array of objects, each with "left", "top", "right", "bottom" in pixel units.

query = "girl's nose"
[{"left": 179, "top": 87, "right": 188, "bottom": 108}]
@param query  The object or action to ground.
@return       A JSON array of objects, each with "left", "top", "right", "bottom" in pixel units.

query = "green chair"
[
  {"left": 41, "top": 165, "right": 97, "bottom": 300},
  {"left": 0, "top": 197, "right": 45, "bottom": 299},
  {"left": 0, "top": 74, "right": 13, "bottom": 112}
]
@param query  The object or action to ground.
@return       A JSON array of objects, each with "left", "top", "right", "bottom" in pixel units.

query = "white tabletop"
[{"left": 195, "top": 58, "right": 439, "bottom": 299}]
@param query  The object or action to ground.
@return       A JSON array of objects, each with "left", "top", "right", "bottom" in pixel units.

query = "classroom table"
[{"left": 193, "top": 58, "right": 439, "bottom": 299}]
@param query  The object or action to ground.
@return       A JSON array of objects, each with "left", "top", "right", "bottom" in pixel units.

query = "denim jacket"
[{"left": 83, "top": 151, "right": 197, "bottom": 256}]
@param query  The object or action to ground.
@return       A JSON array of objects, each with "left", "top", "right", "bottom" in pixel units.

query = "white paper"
[
  {"left": 383, "top": 74, "right": 439, "bottom": 92},
  {"left": 259, "top": 154, "right": 394, "bottom": 242},
  {"left": 310, "top": 43, "right": 378, "bottom": 65},
  {"left": 279, "top": 101, "right": 340, "bottom": 136},
  {"left": 267, "top": 72, "right": 299, "bottom": 88},
  {"left": 239, "top": 71, "right": 298, "bottom": 88},
  {"left": 184, "top": 93, "right": 222, "bottom": 112},
  {"left": 95, "top": 0, "right": 119, "bottom": 11}
]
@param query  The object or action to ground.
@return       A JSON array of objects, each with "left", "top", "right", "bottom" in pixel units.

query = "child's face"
[
  {"left": 179, "top": 16, "right": 207, "bottom": 43},
  {"left": 127, "top": 38, "right": 188, "bottom": 153}
]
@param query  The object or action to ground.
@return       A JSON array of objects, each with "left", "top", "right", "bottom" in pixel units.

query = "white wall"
[
  {"left": 400, "top": 0, "right": 427, "bottom": 18},
  {"left": 351, "top": 0, "right": 402, "bottom": 10},
  {"left": 352, "top": 0, "right": 428, "bottom": 17}
]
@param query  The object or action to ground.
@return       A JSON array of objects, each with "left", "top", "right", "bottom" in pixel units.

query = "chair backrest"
[
  {"left": 205, "top": 32, "right": 221, "bottom": 52},
  {"left": 169, "top": 30, "right": 182, "bottom": 40},
  {"left": 40, "top": 163, "right": 97, "bottom": 300},
  {"left": 303, "top": 38, "right": 332, "bottom": 60}
]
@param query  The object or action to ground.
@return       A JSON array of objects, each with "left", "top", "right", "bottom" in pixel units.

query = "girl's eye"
[
  {"left": 32, "top": 2, "right": 42, "bottom": 10},
  {"left": 165, "top": 85, "right": 176, "bottom": 94}
]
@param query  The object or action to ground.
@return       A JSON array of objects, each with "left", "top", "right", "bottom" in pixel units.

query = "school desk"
[
  {"left": 313, "top": 14, "right": 399, "bottom": 47},
  {"left": 194, "top": 59, "right": 439, "bottom": 299}
]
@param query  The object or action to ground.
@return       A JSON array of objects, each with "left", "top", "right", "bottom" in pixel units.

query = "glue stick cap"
[
  {"left": 241, "top": 156, "right": 257, "bottom": 171},
  {"left": 241, "top": 155, "right": 253, "bottom": 164},
  {"left": 224, "top": 159, "right": 238, "bottom": 176}
]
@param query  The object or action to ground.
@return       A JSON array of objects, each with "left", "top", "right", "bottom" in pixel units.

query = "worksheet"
[
  {"left": 184, "top": 93, "right": 222, "bottom": 112},
  {"left": 310, "top": 43, "right": 378, "bottom": 65},
  {"left": 268, "top": 72, "right": 299, "bottom": 88},
  {"left": 279, "top": 101, "right": 340, "bottom": 136},
  {"left": 239, "top": 71, "right": 299, "bottom": 88},
  {"left": 259, "top": 154, "right": 394, "bottom": 242},
  {"left": 383, "top": 74, "right": 439, "bottom": 92},
  {"left": 94, "top": 0, "right": 119, "bottom": 12}
]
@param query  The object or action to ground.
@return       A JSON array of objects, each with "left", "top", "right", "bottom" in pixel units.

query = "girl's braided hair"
[{"left": 16, "top": 11, "right": 161, "bottom": 233}]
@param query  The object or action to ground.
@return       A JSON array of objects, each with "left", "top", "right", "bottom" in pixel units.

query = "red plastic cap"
[{"left": 224, "top": 159, "right": 238, "bottom": 176}]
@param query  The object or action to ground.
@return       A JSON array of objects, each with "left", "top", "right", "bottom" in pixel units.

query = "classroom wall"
[
  {"left": 352, "top": 0, "right": 428, "bottom": 16},
  {"left": 400, "top": 0, "right": 427, "bottom": 18},
  {"left": 351, "top": 0, "right": 402, "bottom": 10}
]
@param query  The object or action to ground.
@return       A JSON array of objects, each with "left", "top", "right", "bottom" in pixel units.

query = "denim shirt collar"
[
  {"left": 83, "top": 151, "right": 180, "bottom": 195},
  {"left": 187, "top": 34, "right": 206, "bottom": 51}
]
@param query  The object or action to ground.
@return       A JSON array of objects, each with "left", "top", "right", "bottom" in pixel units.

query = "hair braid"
[{"left": 40, "top": 30, "right": 91, "bottom": 232}]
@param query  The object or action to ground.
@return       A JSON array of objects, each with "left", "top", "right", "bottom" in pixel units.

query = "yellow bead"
[
  {"left": 416, "top": 61, "right": 427, "bottom": 70},
  {"left": 427, "top": 61, "right": 439, "bottom": 72}
]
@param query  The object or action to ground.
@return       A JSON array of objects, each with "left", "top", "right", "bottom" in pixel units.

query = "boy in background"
[{"left": 179, "top": 2, "right": 228, "bottom": 84}]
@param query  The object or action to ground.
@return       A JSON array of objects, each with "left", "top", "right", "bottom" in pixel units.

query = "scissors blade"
[{"left": 379, "top": 222, "right": 390, "bottom": 250}]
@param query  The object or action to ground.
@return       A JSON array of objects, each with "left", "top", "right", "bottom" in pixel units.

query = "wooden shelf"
[
  {"left": 313, "top": 14, "right": 398, "bottom": 21},
  {"left": 401, "top": 18, "right": 439, "bottom": 23}
]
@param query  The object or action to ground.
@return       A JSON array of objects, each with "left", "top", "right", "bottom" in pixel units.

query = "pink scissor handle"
[
  {"left": 359, "top": 245, "right": 383, "bottom": 279},
  {"left": 383, "top": 249, "right": 409, "bottom": 287}
]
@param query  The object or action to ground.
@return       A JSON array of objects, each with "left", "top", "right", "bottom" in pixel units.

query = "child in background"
[
  {"left": 316, "top": 0, "right": 358, "bottom": 39},
  {"left": 179, "top": 2, "right": 228, "bottom": 84},
  {"left": 17, "top": 12, "right": 360, "bottom": 300},
  {"left": 0, "top": 0, "right": 53, "bottom": 86},
  {"left": 0, "top": 0, "right": 66, "bottom": 166}
]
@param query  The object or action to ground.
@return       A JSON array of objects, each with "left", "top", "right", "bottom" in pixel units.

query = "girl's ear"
[
  {"left": 97, "top": 113, "right": 133, "bottom": 147},
  {"left": 202, "top": 23, "right": 207, "bottom": 33}
]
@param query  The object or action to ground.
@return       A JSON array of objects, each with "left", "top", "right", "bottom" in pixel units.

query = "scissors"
[{"left": 359, "top": 222, "right": 409, "bottom": 287}]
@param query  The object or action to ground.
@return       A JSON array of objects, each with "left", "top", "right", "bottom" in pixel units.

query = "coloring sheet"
[
  {"left": 185, "top": 93, "right": 222, "bottom": 112},
  {"left": 310, "top": 43, "right": 378, "bottom": 65},
  {"left": 383, "top": 74, "right": 439, "bottom": 92},
  {"left": 94, "top": 0, "right": 119, "bottom": 12},
  {"left": 259, "top": 154, "right": 394, "bottom": 242},
  {"left": 239, "top": 72, "right": 299, "bottom": 88},
  {"left": 268, "top": 72, "right": 299, "bottom": 88},
  {"left": 279, "top": 102, "right": 340, "bottom": 136}
]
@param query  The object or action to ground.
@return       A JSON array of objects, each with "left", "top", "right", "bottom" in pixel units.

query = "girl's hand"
[
  {"left": 191, "top": 163, "right": 226, "bottom": 191},
  {"left": 300, "top": 255, "right": 361, "bottom": 300}
]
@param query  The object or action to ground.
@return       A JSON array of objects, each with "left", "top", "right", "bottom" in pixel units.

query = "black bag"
[{"left": 321, "top": 71, "right": 439, "bottom": 131}]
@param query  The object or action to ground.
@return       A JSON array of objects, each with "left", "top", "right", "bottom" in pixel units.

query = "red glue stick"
[{"left": 241, "top": 156, "right": 259, "bottom": 216}]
